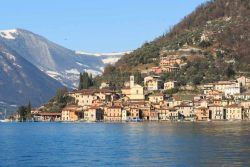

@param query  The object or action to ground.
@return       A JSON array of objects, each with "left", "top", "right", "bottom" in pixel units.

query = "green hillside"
[{"left": 97, "top": 0, "right": 250, "bottom": 89}]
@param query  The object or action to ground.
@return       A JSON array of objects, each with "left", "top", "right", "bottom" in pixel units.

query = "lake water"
[{"left": 0, "top": 122, "right": 250, "bottom": 167}]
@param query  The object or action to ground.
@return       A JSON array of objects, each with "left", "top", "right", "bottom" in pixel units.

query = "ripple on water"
[{"left": 0, "top": 122, "right": 250, "bottom": 167}]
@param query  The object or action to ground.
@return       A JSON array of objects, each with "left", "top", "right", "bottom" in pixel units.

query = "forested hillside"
[{"left": 97, "top": 0, "right": 250, "bottom": 89}]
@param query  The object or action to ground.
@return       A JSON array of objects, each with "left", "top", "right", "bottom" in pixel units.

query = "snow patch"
[
  {"left": 99, "top": 67, "right": 104, "bottom": 71},
  {"left": 76, "top": 62, "right": 89, "bottom": 67},
  {"left": 0, "top": 29, "right": 18, "bottom": 40},
  {"left": 75, "top": 51, "right": 131, "bottom": 57},
  {"left": 65, "top": 69, "right": 80, "bottom": 75},
  {"left": 3, "top": 51, "right": 22, "bottom": 68},
  {"left": 3, "top": 52, "right": 16, "bottom": 61},
  {"left": 84, "top": 69, "right": 101, "bottom": 76},
  {"left": 76, "top": 62, "right": 84, "bottom": 66},
  {"left": 46, "top": 71, "right": 60, "bottom": 78},
  {"left": 102, "top": 57, "right": 121, "bottom": 64}
]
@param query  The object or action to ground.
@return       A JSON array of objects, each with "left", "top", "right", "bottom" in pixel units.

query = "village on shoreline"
[
  {"left": 13, "top": 73, "right": 249, "bottom": 123},
  {"left": 3, "top": 53, "right": 250, "bottom": 123}
]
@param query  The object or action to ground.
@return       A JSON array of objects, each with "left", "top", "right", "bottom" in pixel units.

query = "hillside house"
[
  {"left": 144, "top": 76, "right": 162, "bottom": 91},
  {"left": 237, "top": 76, "right": 250, "bottom": 87},
  {"left": 164, "top": 81, "right": 178, "bottom": 90},
  {"left": 148, "top": 93, "right": 164, "bottom": 103}
]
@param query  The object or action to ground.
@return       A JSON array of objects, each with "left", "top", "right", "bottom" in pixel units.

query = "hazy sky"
[{"left": 1, "top": 0, "right": 207, "bottom": 52}]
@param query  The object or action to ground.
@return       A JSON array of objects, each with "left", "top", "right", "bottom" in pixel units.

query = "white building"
[
  {"left": 224, "top": 82, "right": 241, "bottom": 97},
  {"left": 209, "top": 105, "right": 225, "bottom": 120},
  {"left": 122, "top": 110, "right": 127, "bottom": 121},
  {"left": 237, "top": 76, "right": 250, "bottom": 87}
]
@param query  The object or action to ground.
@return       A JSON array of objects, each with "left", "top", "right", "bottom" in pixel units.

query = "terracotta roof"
[
  {"left": 209, "top": 105, "right": 223, "bottom": 107},
  {"left": 169, "top": 108, "right": 177, "bottom": 111},
  {"left": 70, "top": 89, "right": 115, "bottom": 95},
  {"left": 172, "top": 95, "right": 182, "bottom": 101},
  {"left": 225, "top": 104, "right": 242, "bottom": 108},
  {"left": 88, "top": 107, "right": 100, "bottom": 110},
  {"left": 175, "top": 104, "right": 192, "bottom": 108},
  {"left": 38, "top": 112, "right": 61, "bottom": 116},
  {"left": 107, "top": 106, "right": 122, "bottom": 109},
  {"left": 63, "top": 105, "right": 81, "bottom": 111},
  {"left": 194, "top": 107, "right": 208, "bottom": 110},
  {"left": 208, "top": 91, "right": 224, "bottom": 95}
]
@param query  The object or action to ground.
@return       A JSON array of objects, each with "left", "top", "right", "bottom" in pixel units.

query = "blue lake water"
[{"left": 0, "top": 122, "right": 250, "bottom": 167}]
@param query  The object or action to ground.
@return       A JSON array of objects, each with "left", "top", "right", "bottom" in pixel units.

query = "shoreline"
[{"left": 1, "top": 120, "right": 249, "bottom": 124}]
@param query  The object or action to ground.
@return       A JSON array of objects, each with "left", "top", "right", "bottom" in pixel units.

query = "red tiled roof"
[
  {"left": 225, "top": 104, "right": 242, "bottom": 108},
  {"left": 38, "top": 112, "right": 61, "bottom": 116}
]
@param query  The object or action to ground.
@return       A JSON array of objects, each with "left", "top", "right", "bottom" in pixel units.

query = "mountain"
[
  {"left": 0, "top": 29, "right": 128, "bottom": 88},
  {"left": 75, "top": 51, "right": 131, "bottom": 65},
  {"left": 0, "top": 41, "right": 63, "bottom": 108},
  {"left": 100, "top": 0, "right": 250, "bottom": 87},
  {"left": 0, "top": 28, "right": 128, "bottom": 111}
]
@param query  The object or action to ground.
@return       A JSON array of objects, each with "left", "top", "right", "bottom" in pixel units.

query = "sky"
[{"left": 0, "top": 0, "right": 208, "bottom": 53}]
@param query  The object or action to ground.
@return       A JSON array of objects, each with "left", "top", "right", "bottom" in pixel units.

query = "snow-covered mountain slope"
[
  {"left": 75, "top": 51, "right": 131, "bottom": 66},
  {"left": 0, "top": 41, "right": 63, "bottom": 107},
  {"left": 0, "top": 29, "right": 128, "bottom": 88}
]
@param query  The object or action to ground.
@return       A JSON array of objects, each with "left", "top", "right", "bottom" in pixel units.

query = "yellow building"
[
  {"left": 144, "top": 76, "right": 162, "bottom": 91},
  {"left": 61, "top": 105, "right": 81, "bottom": 122},
  {"left": 148, "top": 93, "right": 164, "bottom": 103},
  {"left": 128, "top": 108, "right": 140, "bottom": 120},
  {"left": 68, "top": 90, "right": 97, "bottom": 107},
  {"left": 84, "top": 107, "right": 103, "bottom": 122},
  {"left": 160, "top": 56, "right": 183, "bottom": 67},
  {"left": 164, "top": 81, "right": 177, "bottom": 90},
  {"left": 104, "top": 106, "right": 122, "bottom": 122},
  {"left": 175, "top": 104, "right": 194, "bottom": 118},
  {"left": 68, "top": 89, "right": 115, "bottom": 107},
  {"left": 157, "top": 108, "right": 170, "bottom": 121},
  {"left": 194, "top": 107, "right": 209, "bottom": 121},
  {"left": 225, "top": 104, "right": 243, "bottom": 120}
]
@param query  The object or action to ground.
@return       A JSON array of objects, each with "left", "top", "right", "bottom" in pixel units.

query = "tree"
[
  {"left": 225, "top": 65, "right": 235, "bottom": 78},
  {"left": 78, "top": 72, "right": 94, "bottom": 90},
  {"left": 78, "top": 73, "right": 84, "bottom": 90},
  {"left": 17, "top": 102, "right": 33, "bottom": 122},
  {"left": 17, "top": 106, "right": 27, "bottom": 122},
  {"left": 26, "top": 101, "right": 32, "bottom": 120},
  {"left": 134, "top": 71, "right": 143, "bottom": 85}
]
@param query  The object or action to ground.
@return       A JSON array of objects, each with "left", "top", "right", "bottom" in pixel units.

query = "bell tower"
[{"left": 130, "top": 76, "right": 134, "bottom": 88}]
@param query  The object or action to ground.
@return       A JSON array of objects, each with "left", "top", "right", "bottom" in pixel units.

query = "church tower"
[{"left": 130, "top": 76, "right": 134, "bottom": 88}]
